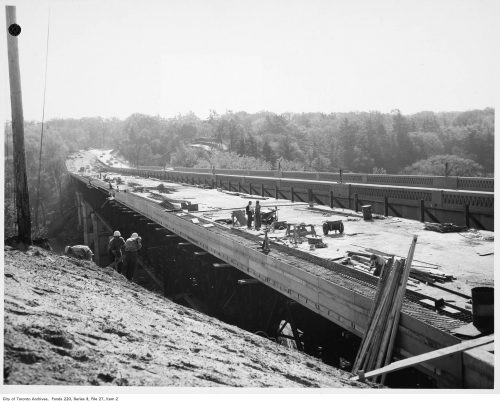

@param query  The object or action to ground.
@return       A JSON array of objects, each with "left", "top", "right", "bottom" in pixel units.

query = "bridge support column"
[
  {"left": 75, "top": 191, "right": 83, "bottom": 230},
  {"left": 91, "top": 212, "right": 100, "bottom": 265},
  {"left": 81, "top": 200, "right": 90, "bottom": 247}
]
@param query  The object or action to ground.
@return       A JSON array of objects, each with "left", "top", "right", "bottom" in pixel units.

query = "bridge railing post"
[{"left": 420, "top": 199, "right": 425, "bottom": 222}]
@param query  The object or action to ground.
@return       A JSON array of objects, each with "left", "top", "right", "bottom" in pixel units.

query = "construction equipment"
[
  {"left": 260, "top": 208, "right": 277, "bottom": 225},
  {"left": 286, "top": 223, "right": 316, "bottom": 237},
  {"left": 323, "top": 220, "right": 344, "bottom": 235}
]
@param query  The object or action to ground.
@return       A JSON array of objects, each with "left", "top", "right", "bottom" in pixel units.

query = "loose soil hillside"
[{"left": 4, "top": 246, "right": 371, "bottom": 388}]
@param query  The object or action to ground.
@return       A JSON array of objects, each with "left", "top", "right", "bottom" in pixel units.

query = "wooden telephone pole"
[{"left": 6, "top": 5, "right": 31, "bottom": 246}]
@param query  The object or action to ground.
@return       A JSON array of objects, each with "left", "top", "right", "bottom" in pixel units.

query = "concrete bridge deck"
[{"left": 69, "top": 166, "right": 494, "bottom": 389}]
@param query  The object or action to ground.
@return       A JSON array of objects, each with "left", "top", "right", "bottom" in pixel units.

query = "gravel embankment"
[{"left": 4, "top": 246, "right": 371, "bottom": 388}]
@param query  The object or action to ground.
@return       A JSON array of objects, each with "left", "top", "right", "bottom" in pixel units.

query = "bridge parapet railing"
[
  {"left": 165, "top": 167, "right": 493, "bottom": 191},
  {"left": 441, "top": 191, "right": 494, "bottom": 211},
  {"left": 457, "top": 177, "right": 494, "bottom": 192}
]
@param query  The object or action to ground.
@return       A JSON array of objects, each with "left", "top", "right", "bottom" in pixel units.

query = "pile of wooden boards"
[
  {"left": 424, "top": 222, "right": 468, "bottom": 233},
  {"left": 351, "top": 236, "right": 417, "bottom": 385},
  {"left": 346, "top": 250, "right": 454, "bottom": 284},
  {"left": 410, "top": 267, "right": 454, "bottom": 283}
]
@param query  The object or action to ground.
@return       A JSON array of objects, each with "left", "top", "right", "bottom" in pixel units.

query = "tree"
[
  {"left": 262, "top": 139, "right": 276, "bottom": 166},
  {"left": 392, "top": 109, "right": 414, "bottom": 167},
  {"left": 401, "top": 155, "right": 484, "bottom": 177},
  {"left": 246, "top": 134, "right": 258, "bottom": 158},
  {"left": 409, "top": 132, "right": 445, "bottom": 160},
  {"left": 337, "top": 118, "right": 357, "bottom": 170}
]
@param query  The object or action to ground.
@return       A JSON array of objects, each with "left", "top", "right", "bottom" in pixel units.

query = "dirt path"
[{"left": 4, "top": 246, "right": 371, "bottom": 388}]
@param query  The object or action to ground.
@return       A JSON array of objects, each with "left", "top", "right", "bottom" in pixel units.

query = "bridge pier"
[
  {"left": 81, "top": 198, "right": 91, "bottom": 247},
  {"left": 75, "top": 191, "right": 83, "bottom": 230}
]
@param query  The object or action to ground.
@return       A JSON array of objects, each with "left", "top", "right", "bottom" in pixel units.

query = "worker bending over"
[
  {"left": 123, "top": 233, "right": 142, "bottom": 281},
  {"left": 65, "top": 245, "right": 94, "bottom": 261}
]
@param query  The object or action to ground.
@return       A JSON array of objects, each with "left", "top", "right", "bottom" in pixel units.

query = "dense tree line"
[
  {"left": 3, "top": 108, "right": 494, "bottom": 237},
  {"left": 114, "top": 109, "right": 493, "bottom": 176},
  {"left": 4, "top": 117, "right": 124, "bottom": 237}
]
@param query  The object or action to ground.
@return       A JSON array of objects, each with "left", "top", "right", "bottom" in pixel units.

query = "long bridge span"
[
  {"left": 109, "top": 167, "right": 494, "bottom": 231},
  {"left": 69, "top": 166, "right": 494, "bottom": 389}
]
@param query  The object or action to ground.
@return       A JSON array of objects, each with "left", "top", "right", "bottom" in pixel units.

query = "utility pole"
[{"left": 6, "top": 5, "right": 31, "bottom": 247}]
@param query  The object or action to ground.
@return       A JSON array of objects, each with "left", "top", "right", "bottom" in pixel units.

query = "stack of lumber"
[
  {"left": 410, "top": 267, "right": 454, "bottom": 283},
  {"left": 351, "top": 236, "right": 417, "bottom": 385},
  {"left": 424, "top": 222, "right": 468, "bottom": 233},
  {"left": 346, "top": 250, "right": 454, "bottom": 283}
]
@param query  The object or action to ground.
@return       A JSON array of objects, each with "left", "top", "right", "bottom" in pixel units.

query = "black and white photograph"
[{"left": 1, "top": 0, "right": 497, "bottom": 396}]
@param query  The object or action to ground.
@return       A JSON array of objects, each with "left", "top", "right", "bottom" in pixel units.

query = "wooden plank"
[
  {"left": 380, "top": 236, "right": 417, "bottom": 384},
  {"left": 473, "top": 244, "right": 494, "bottom": 256},
  {"left": 351, "top": 335, "right": 494, "bottom": 382}
]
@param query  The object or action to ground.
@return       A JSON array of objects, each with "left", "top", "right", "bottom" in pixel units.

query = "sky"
[{"left": 1, "top": 0, "right": 500, "bottom": 121}]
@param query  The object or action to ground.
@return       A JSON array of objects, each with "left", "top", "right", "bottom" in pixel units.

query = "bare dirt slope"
[{"left": 4, "top": 246, "right": 369, "bottom": 388}]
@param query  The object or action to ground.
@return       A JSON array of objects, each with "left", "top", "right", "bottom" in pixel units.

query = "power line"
[{"left": 34, "top": 8, "right": 50, "bottom": 231}]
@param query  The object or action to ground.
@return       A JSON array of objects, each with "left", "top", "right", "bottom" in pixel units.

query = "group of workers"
[
  {"left": 64, "top": 231, "right": 142, "bottom": 281},
  {"left": 245, "top": 200, "right": 262, "bottom": 230}
]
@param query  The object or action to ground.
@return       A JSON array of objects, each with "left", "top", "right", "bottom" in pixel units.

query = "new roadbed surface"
[{"left": 4, "top": 246, "right": 371, "bottom": 388}]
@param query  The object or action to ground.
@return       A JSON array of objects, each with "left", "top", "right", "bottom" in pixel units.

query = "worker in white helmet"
[
  {"left": 65, "top": 245, "right": 94, "bottom": 261},
  {"left": 123, "top": 232, "right": 142, "bottom": 281},
  {"left": 108, "top": 230, "right": 125, "bottom": 272}
]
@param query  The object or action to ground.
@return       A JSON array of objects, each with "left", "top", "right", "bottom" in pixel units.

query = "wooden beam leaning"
[
  {"left": 380, "top": 236, "right": 418, "bottom": 384},
  {"left": 351, "top": 335, "right": 494, "bottom": 382}
]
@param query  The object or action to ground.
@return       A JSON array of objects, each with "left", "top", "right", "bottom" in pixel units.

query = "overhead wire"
[{"left": 34, "top": 8, "right": 50, "bottom": 231}]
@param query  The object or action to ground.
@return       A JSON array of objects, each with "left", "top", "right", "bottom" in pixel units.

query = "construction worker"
[
  {"left": 65, "top": 245, "right": 93, "bottom": 261},
  {"left": 123, "top": 233, "right": 142, "bottom": 281},
  {"left": 108, "top": 231, "right": 125, "bottom": 272},
  {"left": 245, "top": 201, "right": 253, "bottom": 229},
  {"left": 254, "top": 200, "right": 262, "bottom": 230}
]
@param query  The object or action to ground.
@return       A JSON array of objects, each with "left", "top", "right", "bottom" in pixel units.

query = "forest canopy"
[{"left": 105, "top": 108, "right": 493, "bottom": 175}]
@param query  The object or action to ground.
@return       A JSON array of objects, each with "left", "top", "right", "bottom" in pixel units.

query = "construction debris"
[
  {"left": 409, "top": 267, "right": 455, "bottom": 283},
  {"left": 286, "top": 223, "right": 316, "bottom": 237},
  {"left": 306, "top": 236, "right": 327, "bottom": 248},
  {"left": 424, "top": 222, "right": 468, "bottom": 233},
  {"left": 346, "top": 247, "right": 453, "bottom": 283},
  {"left": 322, "top": 220, "right": 344, "bottom": 235}
]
